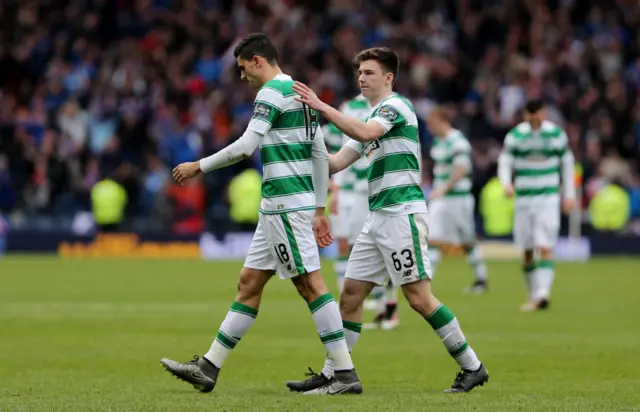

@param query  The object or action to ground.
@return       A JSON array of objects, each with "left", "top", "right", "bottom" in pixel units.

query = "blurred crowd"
[{"left": 1, "top": 0, "right": 640, "bottom": 232}]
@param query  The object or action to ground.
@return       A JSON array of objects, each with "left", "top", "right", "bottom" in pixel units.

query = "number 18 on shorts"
[
  {"left": 244, "top": 210, "right": 321, "bottom": 279},
  {"left": 345, "top": 212, "right": 433, "bottom": 286}
]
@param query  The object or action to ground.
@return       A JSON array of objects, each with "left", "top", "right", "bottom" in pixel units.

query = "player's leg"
[
  {"left": 460, "top": 197, "right": 488, "bottom": 293},
  {"left": 379, "top": 280, "right": 399, "bottom": 330},
  {"left": 160, "top": 219, "right": 275, "bottom": 393},
  {"left": 277, "top": 210, "right": 360, "bottom": 394},
  {"left": 463, "top": 243, "right": 488, "bottom": 293},
  {"left": 402, "top": 279, "right": 488, "bottom": 392},
  {"left": 426, "top": 199, "right": 446, "bottom": 276},
  {"left": 392, "top": 212, "right": 488, "bottom": 393},
  {"left": 521, "top": 249, "right": 536, "bottom": 301},
  {"left": 286, "top": 227, "right": 384, "bottom": 394},
  {"left": 373, "top": 192, "right": 400, "bottom": 329},
  {"left": 334, "top": 238, "right": 350, "bottom": 292},
  {"left": 332, "top": 191, "right": 353, "bottom": 292},
  {"left": 524, "top": 205, "right": 560, "bottom": 311},
  {"left": 300, "top": 277, "right": 374, "bottom": 395},
  {"left": 514, "top": 206, "right": 537, "bottom": 307}
]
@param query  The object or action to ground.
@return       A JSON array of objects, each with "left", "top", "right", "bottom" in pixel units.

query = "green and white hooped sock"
[
  {"left": 204, "top": 301, "right": 258, "bottom": 368},
  {"left": 425, "top": 304, "right": 481, "bottom": 371},
  {"left": 322, "top": 320, "right": 362, "bottom": 378},
  {"left": 309, "top": 294, "right": 354, "bottom": 372}
]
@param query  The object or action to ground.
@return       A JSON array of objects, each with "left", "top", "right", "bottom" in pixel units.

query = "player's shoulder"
[
  {"left": 343, "top": 94, "right": 370, "bottom": 111},
  {"left": 257, "top": 74, "right": 295, "bottom": 106},
  {"left": 540, "top": 120, "right": 565, "bottom": 138},
  {"left": 506, "top": 122, "right": 532, "bottom": 140},
  {"left": 381, "top": 93, "right": 415, "bottom": 113},
  {"left": 376, "top": 93, "right": 416, "bottom": 123},
  {"left": 450, "top": 129, "right": 471, "bottom": 148}
]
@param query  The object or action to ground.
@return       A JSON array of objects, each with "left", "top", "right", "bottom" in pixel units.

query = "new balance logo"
[{"left": 403, "top": 269, "right": 412, "bottom": 278}]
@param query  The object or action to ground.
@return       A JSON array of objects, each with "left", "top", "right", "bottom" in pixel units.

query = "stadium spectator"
[{"left": 0, "top": 0, "right": 639, "bottom": 233}]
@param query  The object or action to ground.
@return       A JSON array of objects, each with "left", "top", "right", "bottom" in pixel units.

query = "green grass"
[{"left": 1, "top": 256, "right": 639, "bottom": 411}]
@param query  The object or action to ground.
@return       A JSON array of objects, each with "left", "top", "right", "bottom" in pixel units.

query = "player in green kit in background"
[
  {"left": 324, "top": 95, "right": 400, "bottom": 330},
  {"left": 498, "top": 100, "right": 576, "bottom": 311},
  {"left": 162, "top": 33, "right": 362, "bottom": 395},
  {"left": 426, "top": 107, "right": 489, "bottom": 293},
  {"left": 287, "top": 47, "right": 489, "bottom": 395}
]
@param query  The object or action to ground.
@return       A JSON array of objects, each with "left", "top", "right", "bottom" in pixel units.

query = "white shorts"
[
  {"left": 513, "top": 198, "right": 560, "bottom": 250},
  {"left": 333, "top": 191, "right": 369, "bottom": 245},
  {"left": 346, "top": 212, "right": 432, "bottom": 286},
  {"left": 427, "top": 196, "right": 476, "bottom": 245},
  {"left": 244, "top": 210, "right": 321, "bottom": 279}
]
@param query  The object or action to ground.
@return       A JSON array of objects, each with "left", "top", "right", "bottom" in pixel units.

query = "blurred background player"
[
  {"left": 324, "top": 96, "right": 399, "bottom": 330},
  {"left": 498, "top": 100, "right": 576, "bottom": 311},
  {"left": 426, "top": 108, "right": 489, "bottom": 293},
  {"left": 323, "top": 96, "right": 370, "bottom": 293},
  {"left": 161, "top": 33, "right": 361, "bottom": 395}
]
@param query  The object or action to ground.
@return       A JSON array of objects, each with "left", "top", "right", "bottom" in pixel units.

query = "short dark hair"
[
  {"left": 525, "top": 99, "right": 545, "bottom": 114},
  {"left": 233, "top": 33, "right": 278, "bottom": 65},
  {"left": 353, "top": 47, "right": 399, "bottom": 84}
]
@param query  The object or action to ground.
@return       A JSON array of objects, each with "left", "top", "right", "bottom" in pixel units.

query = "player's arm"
[
  {"left": 329, "top": 140, "right": 362, "bottom": 174},
  {"left": 293, "top": 81, "right": 386, "bottom": 142},
  {"left": 173, "top": 90, "right": 280, "bottom": 184},
  {"left": 497, "top": 134, "right": 515, "bottom": 196},
  {"left": 321, "top": 106, "right": 384, "bottom": 143},
  {"left": 310, "top": 126, "right": 335, "bottom": 246},
  {"left": 561, "top": 150, "right": 576, "bottom": 199},
  {"left": 199, "top": 130, "right": 261, "bottom": 172},
  {"left": 172, "top": 129, "right": 261, "bottom": 184},
  {"left": 442, "top": 142, "right": 471, "bottom": 194},
  {"left": 202, "top": 92, "right": 279, "bottom": 172},
  {"left": 311, "top": 127, "right": 329, "bottom": 212},
  {"left": 559, "top": 132, "right": 576, "bottom": 212}
]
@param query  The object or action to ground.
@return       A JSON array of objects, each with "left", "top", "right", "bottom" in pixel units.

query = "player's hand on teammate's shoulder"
[
  {"left": 562, "top": 198, "right": 576, "bottom": 214},
  {"left": 503, "top": 184, "right": 514, "bottom": 198},
  {"left": 312, "top": 214, "right": 334, "bottom": 248},
  {"left": 292, "top": 81, "right": 325, "bottom": 112},
  {"left": 172, "top": 161, "right": 202, "bottom": 185}
]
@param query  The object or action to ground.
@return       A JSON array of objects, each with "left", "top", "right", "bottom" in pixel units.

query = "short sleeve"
[
  {"left": 369, "top": 100, "right": 405, "bottom": 133},
  {"left": 557, "top": 130, "right": 569, "bottom": 156},
  {"left": 452, "top": 139, "right": 472, "bottom": 168},
  {"left": 345, "top": 138, "right": 364, "bottom": 155},
  {"left": 502, "top": 133, "right": 517, "bottom": 156},
  {"left": 246, "top": 88, "right": 284, "bottom": 135}
]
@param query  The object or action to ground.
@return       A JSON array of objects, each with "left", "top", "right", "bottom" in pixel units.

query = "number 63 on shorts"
[{"left": 345, "top": 212, "right": 433, "bottom": 286}]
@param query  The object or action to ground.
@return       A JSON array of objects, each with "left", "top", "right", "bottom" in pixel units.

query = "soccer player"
[
  {"left": 161, "top": 33, "right": 362, "bottom": 395},
  {"left": 287, "top": 47, "right": 489, "bottom": 394},
  {"left": 498, "top": 99, "right": 575, "bottom": 311},
  {"left": 426, "top": 108, "right": 489, "bottom": 293},
  {"left": 324, "top": 96, "right": 400, "bottom": 330}
]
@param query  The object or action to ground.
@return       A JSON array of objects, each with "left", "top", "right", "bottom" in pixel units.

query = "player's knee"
[
  {"left": 402, "top": 280, "right": 438, "bottom": 316},
  {"left": 339, "top": 280, "right": 365, "bottom": 315},
  {"left": 537, "top": 247, "right": 553, "bottom": 260},
  {"left": 236, "top": 268, "right": 268, "bottom": 301},
  {"left": 292, "top": 270, "right": 329, "bottom": 304},
  {"left": 523, "top": 250, "right": 535, "bottom": 265}
]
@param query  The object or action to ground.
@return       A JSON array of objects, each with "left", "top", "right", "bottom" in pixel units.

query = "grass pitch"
[{"left": 1, "top": 256, "right": 639, "bottom": 411}]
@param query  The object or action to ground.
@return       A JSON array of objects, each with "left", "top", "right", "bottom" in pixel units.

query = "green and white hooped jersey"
[
  {"left": 323, "top": 95, "right": 372, "bottom": 195},
  {"left": 502, "top": 120, "right": 569, "bottom": 203},
  {"left": 430, "top": 128, "right": 473, "bottom": 197},
  {"left": 248, "top": 73, "right": 324, "bottom": 214},
  {"left": 345, "top": 94, "right": 427, "bottom": 215}
]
